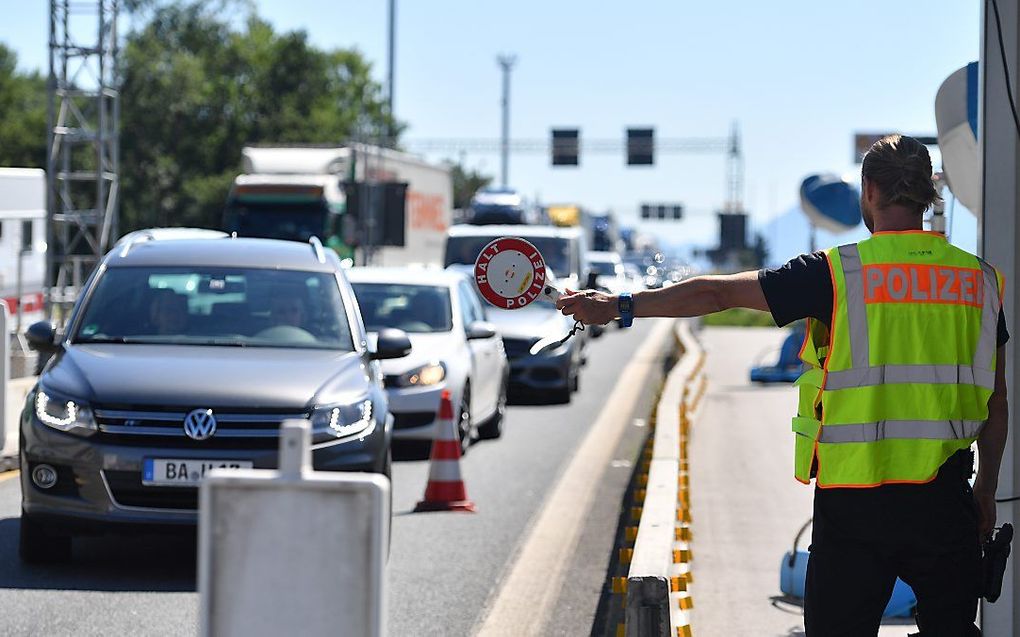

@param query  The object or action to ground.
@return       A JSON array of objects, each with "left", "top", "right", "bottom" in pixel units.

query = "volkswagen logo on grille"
[{"left": 183, "top": 409, "right": 217, "bottom": 441}]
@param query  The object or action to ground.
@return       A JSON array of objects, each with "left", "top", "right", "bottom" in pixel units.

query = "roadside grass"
[{"left": 701, "top": 308, "right": 777, "bottom": 328}]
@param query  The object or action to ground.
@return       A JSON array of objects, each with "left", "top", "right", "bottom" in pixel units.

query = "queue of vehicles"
[{"left": 14, "top": 146, "right": 659, "bottom": 561}]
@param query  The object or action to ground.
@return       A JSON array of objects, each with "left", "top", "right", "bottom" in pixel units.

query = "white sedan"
[{"left": 348, "top": 267, "right": 509, "bottom": 450}]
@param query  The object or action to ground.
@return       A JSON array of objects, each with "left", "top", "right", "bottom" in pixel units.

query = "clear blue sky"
[{"left": 0, "top": 1, "right": 981, "bottom": 260}]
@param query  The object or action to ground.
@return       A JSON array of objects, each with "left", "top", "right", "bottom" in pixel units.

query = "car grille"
[
  {"left": 501, "top": 337, "right": 537, "bottom": 360},
  {"left": 92, "top": 405, "right": 308, "bottom": 450},
  {"left": 105, "top": 470, "right": 198, "bottom": 510}
]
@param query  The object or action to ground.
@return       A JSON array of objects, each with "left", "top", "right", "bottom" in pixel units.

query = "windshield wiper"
[
  {"left": 207, "top": 339, "right": 249, "bottom": 347},
  {"left": 75, "top": 336, "right": 138, "bottom": 344}
]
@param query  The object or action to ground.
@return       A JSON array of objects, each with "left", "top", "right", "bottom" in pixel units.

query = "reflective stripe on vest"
[
  {"left": 830, "top": 243, "right": 999, "bottom": 396},
  {"left": 818, "top": 419, "right": 985, "bottom": 443},
  {"left": 825, "top": 364, "right": 995, "bottom": 391}
]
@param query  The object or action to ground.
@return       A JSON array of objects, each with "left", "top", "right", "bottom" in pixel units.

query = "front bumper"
[
  {"left": 385, "top": 382, "right": 445, "bottom": 440},
  {"left": 507, "top": 348, "right": 574, "bottom": 392},
  {"left": 20, "top": 409, "right": 391, "bottom": 531}
]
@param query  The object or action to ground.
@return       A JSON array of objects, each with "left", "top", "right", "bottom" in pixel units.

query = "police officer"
[{"left": 558, "top": 135, "right": 1008, "bottom": 636}]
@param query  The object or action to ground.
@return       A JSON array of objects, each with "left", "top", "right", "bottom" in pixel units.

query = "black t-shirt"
[{"left": 758, "top": 251, "right": 1010, "bottom": 348}]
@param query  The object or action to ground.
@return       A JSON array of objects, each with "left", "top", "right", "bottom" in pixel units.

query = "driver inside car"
[
  {"left": 148, "top": 290, "right": 189, "bottom": 335},
  {"left": 269, "top": 294, "right": 306, "bottom": 329}
]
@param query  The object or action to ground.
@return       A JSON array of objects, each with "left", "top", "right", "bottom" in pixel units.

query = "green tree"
[
  {"left": 446, "top": 162, "right": 493, "bottom": 209},
  {"left": 119, "top": 1, "right": 400, "bottom": 230},
  {"left": 0, "top": 44, "right": 47, "bottom": 169}
]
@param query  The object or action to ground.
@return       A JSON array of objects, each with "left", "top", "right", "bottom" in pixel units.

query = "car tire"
[
  {"left": 477, "top": 376, "right": 508, "bottom": 440},
  {"left": 19, "top": 512, "right": 72, "bottom": 564},
  {"left": 552, "top": 382, "right": 572, "bottom": 404},
  {"left": 570, "top": 368, "right": 580, "bottom": 393},
  {"left": 458, "top": 387, "right": 472, "bottom": 455}
]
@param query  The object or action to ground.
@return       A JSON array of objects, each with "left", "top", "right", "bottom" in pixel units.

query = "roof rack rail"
[
  {"left": 118, "top": 231, "right": 157, "bottom": 257},
  {"left": 308, "top": 236, "right": 326, "bottom": 263}
]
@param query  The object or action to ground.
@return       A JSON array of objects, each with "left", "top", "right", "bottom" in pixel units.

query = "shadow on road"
[{"left": 0, "top": 517, "right": 196, "bottom": 592}]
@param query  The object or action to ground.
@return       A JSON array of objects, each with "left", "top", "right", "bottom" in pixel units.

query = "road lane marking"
[
  {"left": 0, "top": 470, "right": 20, "bottom": 483},
  {"left": 475, "top": 318, "right": 677, "bottom": 637}
]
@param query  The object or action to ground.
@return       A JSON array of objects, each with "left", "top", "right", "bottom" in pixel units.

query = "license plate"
[{"left": 142, "top": 458, "right": 253, "bottom": 486}]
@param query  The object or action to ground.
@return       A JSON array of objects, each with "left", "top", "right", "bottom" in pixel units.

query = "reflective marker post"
[{"left": 198, "top": 420, "right": 389, "bottom": 637}]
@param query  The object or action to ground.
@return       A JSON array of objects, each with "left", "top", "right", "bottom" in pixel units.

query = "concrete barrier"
[
  {"left": 198, "top": 420, "right": 389, "bottom": 637},
  {"left": 625, "top": 321, "right": 705, "bottom": 637}
]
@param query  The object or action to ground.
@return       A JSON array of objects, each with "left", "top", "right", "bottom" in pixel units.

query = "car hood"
[
  {"left": 374, "top": 332, "right": 456, "bottom": 375},
  {"left": 43, "top": 344, "right": 371, "bottom": 409},
  {"left": 485, "top": 306, "right": 568, "bottom": 340}
]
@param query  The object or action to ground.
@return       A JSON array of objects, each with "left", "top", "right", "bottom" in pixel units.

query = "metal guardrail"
[{"left": 620, "top": 320, "right": 706, "bottom": 637}]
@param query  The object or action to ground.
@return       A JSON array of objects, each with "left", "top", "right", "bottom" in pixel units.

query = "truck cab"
[{"left": 223, "top": 174, "right": 352, "bottom": 260}]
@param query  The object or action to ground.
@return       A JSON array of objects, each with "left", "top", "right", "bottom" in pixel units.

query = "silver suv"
[{"left": 19, "top": 235, "right": 410, "bottom": 563}]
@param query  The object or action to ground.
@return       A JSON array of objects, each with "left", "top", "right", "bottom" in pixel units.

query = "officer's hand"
[
  {"left": 556, "top": 288, "right": 616, "bottom": 326},
  {"left": 973, "top": 483, "right": 997, "bottom": 540}
]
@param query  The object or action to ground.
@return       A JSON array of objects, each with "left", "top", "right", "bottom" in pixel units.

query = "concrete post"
[
  {"left": 980, "top": 0, "right": 1020, "bottom": 632},
  {"left": 198, "top": 420, "right": 390, "bottom": 637}
]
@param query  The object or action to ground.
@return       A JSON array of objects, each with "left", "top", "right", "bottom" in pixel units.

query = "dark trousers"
[{"left": 803, "top": 452, "right": 982, "bottom": 637}]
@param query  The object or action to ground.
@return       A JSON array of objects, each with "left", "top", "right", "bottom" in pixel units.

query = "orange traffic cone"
[{"left": 414, "top": 389, "right": 476, "bottom": 512}]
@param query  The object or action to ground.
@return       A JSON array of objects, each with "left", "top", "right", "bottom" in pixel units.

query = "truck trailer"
[
  {"left": 0, "top": 168, "right": 47, "bottom": 331},
  {"left": 224, "top": 145, "right": 452, "bottom": 266}
]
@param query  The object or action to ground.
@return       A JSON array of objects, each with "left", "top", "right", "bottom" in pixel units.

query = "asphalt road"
[
  {"left": 690, "top": 326, "right": 918, "bottom": 637},
  {"left": 0, "top": 320, "right": 660, "bottom": 636}
]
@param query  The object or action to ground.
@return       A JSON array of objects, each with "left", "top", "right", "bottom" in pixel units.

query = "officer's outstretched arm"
[
  {"left": 557, "top": 270, "right": 768, "bottom": 325},
  {"left": 632, "top": 271, "right": 768, "bottom": 318}
]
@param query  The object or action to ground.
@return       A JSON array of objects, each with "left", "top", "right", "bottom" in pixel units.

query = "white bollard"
[{"left": 198, "top": 419, "right": 389, "bottom": 637}]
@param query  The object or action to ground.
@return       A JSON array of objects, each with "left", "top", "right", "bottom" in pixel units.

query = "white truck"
[
  {"left": 225, "top": 145, "right": 452, "bottom": 266},
  {"left": 0, "top": 168, "right": 47, "bottom": 331}
]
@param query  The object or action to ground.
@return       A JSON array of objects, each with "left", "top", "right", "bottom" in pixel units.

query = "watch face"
[{"left": 619, "top": 296, "right": 633, "bottom": 313}]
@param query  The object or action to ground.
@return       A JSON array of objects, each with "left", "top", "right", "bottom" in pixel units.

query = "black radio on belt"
[{"left": 982, "top": 522, "right": 1014, "bottom": 603}]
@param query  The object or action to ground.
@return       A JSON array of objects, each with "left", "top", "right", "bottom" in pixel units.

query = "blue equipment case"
[{"left": 779, "top": 520, "right": 916, "bottom": 618}]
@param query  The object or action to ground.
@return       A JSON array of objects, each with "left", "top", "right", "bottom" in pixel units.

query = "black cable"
[
  {"left": 996, "top": 495, "right": 1020, "bottom": 503},
  {"left": 990, "top": 0, "right": 1020, "bottom": 137}
]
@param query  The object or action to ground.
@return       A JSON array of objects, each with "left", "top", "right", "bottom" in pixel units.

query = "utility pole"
[
  {"left": 497, "top": 54, "right": 517, "bottom": 188},
  {"left": 386, "top": 0, "right": 396, "bottom": 144}
]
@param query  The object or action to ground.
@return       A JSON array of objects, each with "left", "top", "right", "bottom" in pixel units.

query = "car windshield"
[
  {"left": 225, "top": 201, "right": 327, "bottom": 241},
  {"left": 351, "top": 283, "right": 453, "bottom": 333},
  {"left": 590, "top": 260, "right": 619, "bottom": 276},
  {"left": 72, "top": 266, "right": 354, "bottom": 350},
  {"left": 444, "top": 235, "right": 572, "bottom": 276}
]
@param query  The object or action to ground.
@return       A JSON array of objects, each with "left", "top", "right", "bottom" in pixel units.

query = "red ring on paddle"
[{"left": 473, "top": 237, "right": 548, "bottom": 309}]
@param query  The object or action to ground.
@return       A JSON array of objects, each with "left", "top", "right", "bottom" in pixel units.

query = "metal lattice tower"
[
  {"left": 46, "top": 0, "right": 120, "bottom": 316},
  {"left": 723, "top": 121, "right": 744, "bottom": 213}
]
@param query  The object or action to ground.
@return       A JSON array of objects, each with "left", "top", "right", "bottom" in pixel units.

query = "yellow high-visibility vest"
[{"left": 792, "top": 231, "right": 1003, "bottom": 487}]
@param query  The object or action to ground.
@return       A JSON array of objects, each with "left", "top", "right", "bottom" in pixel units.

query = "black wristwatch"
[{"left": 618, "top": 292, "right": 634, "bottom": 328}]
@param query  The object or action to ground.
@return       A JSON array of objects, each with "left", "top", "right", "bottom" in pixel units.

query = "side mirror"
[
  {"left": 26, "top": 321, "right": 59, "bottom": 353},
  {"left": 371, "top": 328, "right": 412, "bottom": 360},
  {"left": 466, "top": 321, "right": 497, "bottom": 340}
]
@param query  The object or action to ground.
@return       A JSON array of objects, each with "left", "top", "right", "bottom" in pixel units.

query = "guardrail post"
[{"left": 198, "top": 419, "right": 390, "bottom": 637}]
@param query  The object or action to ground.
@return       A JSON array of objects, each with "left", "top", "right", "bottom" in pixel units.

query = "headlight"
[
  {"left": 311, "top": 399, "right": 374, "bottom": 441},
  {"left": 34, "top": 390, "right": 97, "bottom": 436},
  {"left": 395, "top": 362, "right": 446, "bottom": 388}
]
